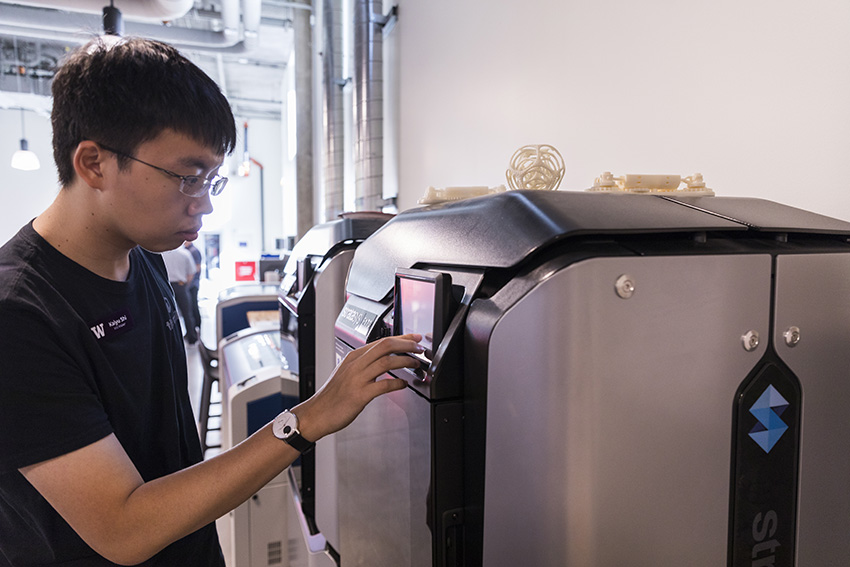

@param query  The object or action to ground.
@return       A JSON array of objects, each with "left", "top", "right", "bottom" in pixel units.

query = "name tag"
[{"left": 89, "top": 308, "right": 135, "bottom": 340}]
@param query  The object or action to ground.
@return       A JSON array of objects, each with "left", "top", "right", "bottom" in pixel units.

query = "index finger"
[
  {"left": 346, "top": 334, "right": 420, "bottom": 372},
  {"left": 363, "top": 333, "right": 424, "bottom": 359}
]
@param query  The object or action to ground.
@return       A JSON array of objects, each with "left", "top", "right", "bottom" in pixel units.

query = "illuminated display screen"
[{"left": 398, "top": 276, "right": 436, "bottom": 354}]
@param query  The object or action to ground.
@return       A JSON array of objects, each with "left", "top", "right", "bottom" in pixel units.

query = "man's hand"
[{"left": 293, "top": 333, "right": 424, "bottom": 442}]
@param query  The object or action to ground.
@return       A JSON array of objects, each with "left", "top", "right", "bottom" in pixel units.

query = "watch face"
[{"left": 273, "top": 411, "right": 299, "bottom": 440}]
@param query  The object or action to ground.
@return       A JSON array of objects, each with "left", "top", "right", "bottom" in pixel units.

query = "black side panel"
[
  {"left": 432, "top": 401, "right": 465, "bottom": 567},
  {"left": 729, "top": 352, "right": 802, "bottom": 567},
  {"left": 297, "top": 283, "right": 317, "bottom": 519}
]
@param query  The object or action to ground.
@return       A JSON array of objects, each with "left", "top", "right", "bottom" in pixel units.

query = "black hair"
[{"left": 51, "top": 36, "right": 237, "bottom": 186}]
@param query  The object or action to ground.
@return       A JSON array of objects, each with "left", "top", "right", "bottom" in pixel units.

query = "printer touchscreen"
[
  {"left": 398, "top": 276, "right": 436, "bottom": 355},
  {"left": 393, "top": 268, "right": 452, "bottom": 371}
]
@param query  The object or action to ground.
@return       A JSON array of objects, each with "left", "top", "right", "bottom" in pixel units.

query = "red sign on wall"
[{"left": 235, "top": 261, "right": 257, "bottom": 281}]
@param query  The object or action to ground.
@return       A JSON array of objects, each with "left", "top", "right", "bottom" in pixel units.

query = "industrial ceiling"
[{"left": 0, "top": 0, "right": 295, "bottom": 119}]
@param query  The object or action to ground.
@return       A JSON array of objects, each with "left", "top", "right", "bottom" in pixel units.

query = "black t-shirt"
[{"left": 0, "top": 222, "right": 224, "bottom": 566}]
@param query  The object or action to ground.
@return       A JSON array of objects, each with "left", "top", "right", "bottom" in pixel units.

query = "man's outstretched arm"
[{"left": 21, "top": 334, "right": 423, "bottom": 565}]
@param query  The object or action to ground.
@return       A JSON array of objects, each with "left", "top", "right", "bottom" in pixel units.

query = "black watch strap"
[{"left": 283, "top": 431, "right": 315, "bottom": 454}]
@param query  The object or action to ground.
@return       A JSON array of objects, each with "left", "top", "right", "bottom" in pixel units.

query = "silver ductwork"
[
  {"left": 0, "top": 1, "right": 248, "bottom": 52},
  {"left": 221, "top": 0, "right": 241, "bottom": 39},
  {"left": 243, "top": 0, "right": 262, "bottom": 47},
  {"left": 352, "top": 0, "right": 383, "bottom": 211},
  {"left": 321, "top": 0, "right": 345, "bottom": 221},
  {"left": 2, "top": 0, "right": 194, "bottom": 21}
]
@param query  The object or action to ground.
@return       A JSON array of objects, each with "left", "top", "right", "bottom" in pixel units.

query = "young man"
[{"left": 0, "top": 37, "right": 421, "bottom": 566}]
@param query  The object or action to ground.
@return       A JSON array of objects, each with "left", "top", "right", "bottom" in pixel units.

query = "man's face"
[{"left": 99, "top": 129, "right": 224, "bottom": 253}]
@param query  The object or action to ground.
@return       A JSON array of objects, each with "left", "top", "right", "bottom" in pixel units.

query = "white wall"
[
  {"left": 394, "top": 0, "right": 850, "bottom": 219},
  {"left": 0, "top": 108, "right": 58, "bottom": 244}
]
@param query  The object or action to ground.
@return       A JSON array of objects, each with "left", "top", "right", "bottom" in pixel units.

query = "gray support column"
[
  {"left": 353, "top": 0, "right": 383, "bottom": 211},
  {"left": 294, "top": 0, "right": 315, "bottom": 239},
  {"left": 322, "top": 0, "right": 345, "bottom": 222}
]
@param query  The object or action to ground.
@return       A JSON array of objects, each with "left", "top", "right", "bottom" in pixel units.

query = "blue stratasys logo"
[{"left": 748, "top": 385, "right": 789, "bottom": 453}]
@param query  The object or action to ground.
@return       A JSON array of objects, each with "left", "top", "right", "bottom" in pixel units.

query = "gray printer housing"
[{"left": 332, "top": 190, "right": 850, "bottom": 567}]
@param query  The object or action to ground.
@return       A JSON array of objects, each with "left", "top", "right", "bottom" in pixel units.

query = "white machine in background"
[
  {"left": 216, "top": 324, "right": 299, "bottom": 567},
  {"left": 216, "top": 284, "right": 280, "bottom": 347}
]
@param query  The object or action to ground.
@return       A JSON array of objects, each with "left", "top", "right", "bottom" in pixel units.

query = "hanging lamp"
[{"left": 10, "top": 108, "right": 40, "bottom": 172}]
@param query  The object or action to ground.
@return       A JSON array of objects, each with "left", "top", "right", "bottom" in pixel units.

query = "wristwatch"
[{"left": 272, "top": 410, "right": 315, "bottom": 454}]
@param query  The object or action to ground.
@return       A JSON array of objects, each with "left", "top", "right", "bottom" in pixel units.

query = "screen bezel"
[{"left": 393, "top": 268, "right": 452, "bottom": 365}]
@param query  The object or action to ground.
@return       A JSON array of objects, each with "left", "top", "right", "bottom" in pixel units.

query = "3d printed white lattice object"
[{"left": 506, "top": 144, "right": 566, "bottom": 192}]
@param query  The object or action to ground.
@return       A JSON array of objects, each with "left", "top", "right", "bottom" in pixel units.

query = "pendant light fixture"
[{"left": 10, "top": 108, "right": 40, "bottom": 172}]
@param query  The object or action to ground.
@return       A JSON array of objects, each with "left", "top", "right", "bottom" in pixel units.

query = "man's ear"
[{"left": 72, "top": 141, "right": 108, "bottom": 189}]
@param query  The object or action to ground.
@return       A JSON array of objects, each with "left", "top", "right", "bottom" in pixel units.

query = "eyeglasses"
[{"left": 98, "top": 143, "right": 228, "bottom": 198}]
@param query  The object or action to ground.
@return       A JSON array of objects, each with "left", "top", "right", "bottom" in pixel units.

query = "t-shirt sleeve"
[{"left": 0, "top": 305, "right": 113, "bottom": 471}]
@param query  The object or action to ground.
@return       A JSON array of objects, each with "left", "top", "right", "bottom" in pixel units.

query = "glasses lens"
[
  {"left": 179, "top": 176, "right": 204, "bottom": 197},
  {"left": 179, "top": 175, "right": 227, "bottom": 198},
  {"left": 210, "top": 177, "right": 228, "bottom": 196}
]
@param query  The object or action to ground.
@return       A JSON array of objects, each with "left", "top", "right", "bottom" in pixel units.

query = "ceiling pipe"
[
  {"left": 0, "top": 24, "right": 260, "bottom": 57},
  {"left": 229, "top": 97, "right": 283, "bottom": 113},
  {"left": 220, "top": 0, "right": 240, "bottom": 39},
  {"left": 0, "top": 23, "right": 93, "bottom": 43},
  {"left": 0, "top": 0, "right": 193, "bottom": 22},
  {"left": 0, "top": 3, "right": 257, "bottom": 52},
  {"left": 134, "top": 22, "right": 238, "bottom": 49},
  {"left": 2, "top": 4, "right": 102, "bottom": 35},
  {"left": 243, "top": 0, "right": 262, "bottom": 48}
]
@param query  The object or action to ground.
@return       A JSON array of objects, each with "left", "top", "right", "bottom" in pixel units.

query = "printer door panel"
[
  {"left": 484, "top": 254, "right": 772, "bottom": 567},
  {"left": 774, "top": 253, "right": 850, "bottom": 566}
]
